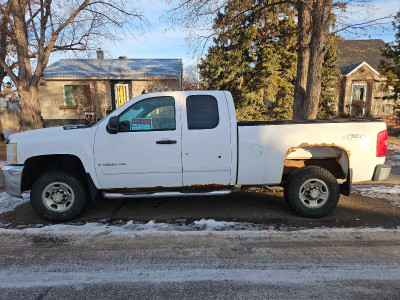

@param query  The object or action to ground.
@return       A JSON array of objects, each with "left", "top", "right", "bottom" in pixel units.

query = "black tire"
[
  {"left": 30, "top": 170, "right": 89, "bottom": 222},
  {"left": 284, "top": 166, "right": 340, "bottom": 218}
]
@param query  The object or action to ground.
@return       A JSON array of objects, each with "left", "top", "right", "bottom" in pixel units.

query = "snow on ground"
[
  {"left": 386, "top": 156, "right": 400, "bottom": 166},
  {"left": 0, "top": 219, "right": 282, "bottom": 233},
  {"left": 1, "top": 220, "right": 400, "bottom": 237},
  {"left": 353, "top": 185, "right": 400, "bottom": 207},
  {"left": 386, "top": 142, "right": 400, "bottom": 166},
  {"left": 0, "top": 192, "right": 29, "bottom": 214},
  {"left": 385, "top": 152, "right": 400, "bottom": 166},
  {"left": 388, "top": 143, "right": 400, "bottom": 151}
]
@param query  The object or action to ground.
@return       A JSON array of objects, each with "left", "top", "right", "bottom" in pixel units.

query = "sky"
[{"left": 46, "top": 0, "right": 400, "bottom": 69}]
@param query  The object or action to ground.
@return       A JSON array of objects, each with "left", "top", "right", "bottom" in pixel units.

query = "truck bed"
[{"left": 236, "top": 118, "right": 387, "bottom": 185}]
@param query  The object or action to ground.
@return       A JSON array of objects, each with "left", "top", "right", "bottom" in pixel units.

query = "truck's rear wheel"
[
  {"left": 284, "top": 166, "right": 340, "bottom": 218},
  {"left": 30, "top": 170, "right": 89, "bottom": 221}
]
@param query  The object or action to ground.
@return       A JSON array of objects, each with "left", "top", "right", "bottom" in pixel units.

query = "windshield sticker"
[{"left": 131, "top": 118, "right": 152, "bottom": 130}]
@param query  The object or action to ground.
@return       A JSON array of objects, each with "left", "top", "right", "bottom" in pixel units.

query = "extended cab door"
[
  {"left": 94, "top": 95, "right": 182, "bottom": 189},
  {"left": 181, "top": 92, "right": 233, "bottom": 185}
]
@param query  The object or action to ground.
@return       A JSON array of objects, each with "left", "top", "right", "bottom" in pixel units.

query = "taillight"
[{"left": 377, "top": 130, "right": 388, "bottom": 157}]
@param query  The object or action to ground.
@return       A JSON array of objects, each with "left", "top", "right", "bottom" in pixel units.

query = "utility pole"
[{"left": 196, "top": 52, "right": 200, "bottom": 90}]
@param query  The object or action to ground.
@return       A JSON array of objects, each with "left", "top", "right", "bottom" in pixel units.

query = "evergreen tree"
[
  {"left": 200, "top": 0, "right": 296, "bottom": 121},
  {"left": 318, "top": 37, "right": 341, "bottom": 118},
  {"left": 380, "top": 11, "right": 400, "bottom": 99},
  {"left": 200, "top": 0, "right": 340, "bottom": 121}
]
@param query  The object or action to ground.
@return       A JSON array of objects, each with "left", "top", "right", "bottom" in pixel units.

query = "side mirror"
[{"left": 106, "top": 116, "right": 118, "bottom": 134}]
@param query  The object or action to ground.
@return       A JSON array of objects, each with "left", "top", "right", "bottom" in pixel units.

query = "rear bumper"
[
  {"left": 2, "top": 165, "right": 24, "bottom": 198},
  {"left": 372, "top": 164, "right": 391, "bottom": 181}
]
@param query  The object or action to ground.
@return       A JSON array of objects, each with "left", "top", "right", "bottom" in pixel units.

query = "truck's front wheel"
[
  {"left": 284, "top": 166, "right": 340, "bottom": 218},
  {"left": 30, "top": 170, "right": 89, "bottom": 221}
]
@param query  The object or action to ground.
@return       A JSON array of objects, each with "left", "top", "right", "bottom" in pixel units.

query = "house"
[
  {"left": 334, "top": 39, "right": 399, "bottom": 117},
  {"left": 39, "top": 50, "right": 183, "bottom": 126}
]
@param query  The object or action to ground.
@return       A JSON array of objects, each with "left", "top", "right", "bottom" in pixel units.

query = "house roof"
[
  {"left": 43, "top": 58, "right": 183, "bottom": 80},
  {"left": 339, "top": 62, "right": 362, "bottom": 76},
  {"left": 336, "top": 39, "right": 387, "bottom": 71},
  {"left": 339, "top": 61, "right": 380, "bottom": 76}
]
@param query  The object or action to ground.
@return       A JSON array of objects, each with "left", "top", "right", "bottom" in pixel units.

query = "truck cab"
[{"left": 94, "top": 91, "right": 237, "bottom": 189}]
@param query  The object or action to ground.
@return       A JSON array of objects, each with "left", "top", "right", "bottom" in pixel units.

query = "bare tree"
[
  {"left": 0, "top": 0, "right": 146, "bottom": 130},
  {"left": 184, "top": 64, "right": 203, "bottom": 90},
  {"left": 165, "top": 0, "right": 393, "bottom": 119},
  {"left": 293, "top": 0, "right": 333, "bottom": 119},
  {"left": 0, "top": 3, "right": 12, "bottom": 88}
]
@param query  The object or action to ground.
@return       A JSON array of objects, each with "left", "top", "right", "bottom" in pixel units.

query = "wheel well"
[
  {"left": 21, "top": 155, "right": 87, "bottom": 192},
  {"left": 283, "top": 146, "right": 350, "bottom": 181}
]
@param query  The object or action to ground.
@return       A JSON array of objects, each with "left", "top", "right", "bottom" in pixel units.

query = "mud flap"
[
  {"left": 340, "top": 168, "right": 352, "bottom": 196},
  {"left": 86, "top": 173, "right": 100, "bottom": 203}
]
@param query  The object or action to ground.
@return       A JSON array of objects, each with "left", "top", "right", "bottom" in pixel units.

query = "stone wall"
[{"left": 338, "top": 65, "right": 399, "bottom": 116}]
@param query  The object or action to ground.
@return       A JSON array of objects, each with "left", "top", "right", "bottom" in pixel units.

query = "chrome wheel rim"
[
  {"left": 42, "top": 182, "right": 75, "bottom": 212},
  {"left": 299, "top": 178, "right": 329, "bottom": 209}
]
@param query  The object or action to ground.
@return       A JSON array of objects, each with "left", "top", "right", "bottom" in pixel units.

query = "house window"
[
  {"left": 352, "top": 85, "right": 366, "bottom": 102},
  {"left": 64, "top": 85, "right": 91, "bottom": 107}
]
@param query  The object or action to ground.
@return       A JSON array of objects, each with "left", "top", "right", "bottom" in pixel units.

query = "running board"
[{"left": 102, "top": 190, "right": 232, "bottom": 199}]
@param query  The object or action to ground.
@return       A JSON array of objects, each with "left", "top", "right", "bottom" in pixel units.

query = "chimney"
[
  {"left": 97, "top": 48, "right": 104, "bottom": 59},
  {"left": 119, "top": 56, "right": 128, "bottom": 60}
]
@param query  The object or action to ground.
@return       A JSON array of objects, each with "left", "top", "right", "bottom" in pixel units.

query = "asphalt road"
[
  {"left": 1, "top": 188, "right": 400, "bottom": 229},
  {"left": 2, "top": 186, "right": 400, "bottom": 299},
  {"left": 1, "top": 229, "right": 400, "bottom": 299}
]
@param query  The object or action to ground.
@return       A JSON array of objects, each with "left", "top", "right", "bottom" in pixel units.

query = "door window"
[
  {"left": 186, "top": 95, "right": 219, "bottom": 130},
  {"left": 118, "top": 96, "right": 175, "bottom": 132},
  {"left": 351, "top": 84, "right": 367, "bottom": 116}
]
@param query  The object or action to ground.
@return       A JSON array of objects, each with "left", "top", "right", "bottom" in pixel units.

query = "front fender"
[{"left": 9, "top": 126, "right": 100, "bottom": 188}]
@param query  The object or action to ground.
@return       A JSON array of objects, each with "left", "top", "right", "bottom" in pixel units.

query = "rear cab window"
[{"left": 186, "top": 95, "right": 219, "bottom": 130}]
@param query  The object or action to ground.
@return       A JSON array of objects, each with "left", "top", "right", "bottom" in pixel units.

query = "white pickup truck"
[{"left": 3, "top": 91, "right": 391, "bottom": 221}]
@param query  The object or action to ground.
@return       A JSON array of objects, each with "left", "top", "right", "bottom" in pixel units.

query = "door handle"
[{"left": 156, "top": 139, "right": 177, "bottom": 144}]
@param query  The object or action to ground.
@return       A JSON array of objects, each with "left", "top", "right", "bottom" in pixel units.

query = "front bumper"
[
  {"left": 2, "top": 165, "right": 24, "bottom": 198},
  {"left": 372, "top": 164, "right": 391, "bottom": 181}
]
